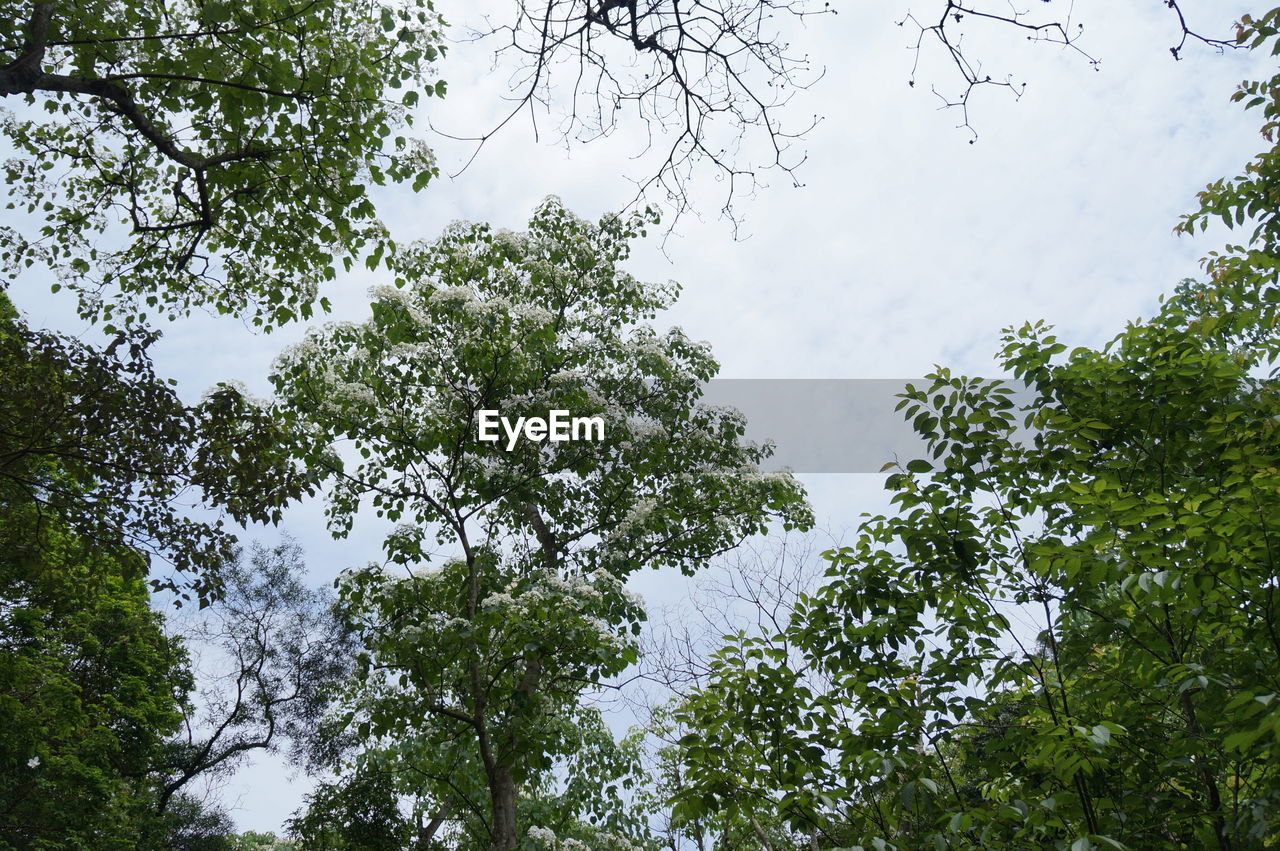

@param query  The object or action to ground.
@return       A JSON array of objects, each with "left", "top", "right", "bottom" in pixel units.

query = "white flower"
[
  {"left": 514, "top": 304, "right": 554, "bottom": 324},
  {"left": 332, "top": 380, "right": 378, "bottom": 406},
  {"left": 369, "top": 283, "right": 408, "bottom": 303},
  {"left": 612, "top": 498, "right": 655, "bottom": 536},
  {"left": 527, "top": 826, "right": 557, "bottom": 847},
  {"left": 626, "top": 418, "right": 665, "bottom": 439},
  {"left": 479, "top": 592, "right": 515, "bottom": 610},
  {"left": 428, "top": 285, "right": 479, "bottom": 306},
  {"left": 206, "top": 379, "right": 269, "bottom": 409},
  {"left": 26, "top": 757, "right": 39, "bottom": 769},
  {"left": 549, "top": 368, "right": 585, "bottom": 383}
]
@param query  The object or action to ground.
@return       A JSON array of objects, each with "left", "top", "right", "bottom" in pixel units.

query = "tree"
[
  {"left": 1, "top": 0, "right": 443, "bottom": 328},
  {"left": 269, "top": 197, "right": 811, "bottom": 850},
  {"left": 0, "top": 292, "right": 311, "bottom": 600},
  {"left": 0, "top": 480, "right": 348, "bottom": 847},
  {"left": 289, "top": 707, "right": 650, "bottom": 849},
  {"left": 226, "top": 832, "right": 297, "bottom": 850},
  {"left": 158, "top": 793, "right": 237, "bottom": 851},
  {"left": 671, "top": 11, "right": 1280, "bottom": 848},
  {"left": 629, "top": 534, "right": 840, "bottom": 851},
  {"left": 156, "top": 538, "right": 354, "bottom": 816},
  {"left": 676, "top": 281, "right": 1280, "bottom": 851},
  {"left": 287, "top": 765, "right": 417, "bottom": 850},
  {"left": 0, "top": 496, "right": 190, "bottom": 849}
]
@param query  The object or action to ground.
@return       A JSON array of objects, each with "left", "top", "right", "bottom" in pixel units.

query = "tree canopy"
[
  {"left": 1, "top": 0, "right": 442, "bottom": 328},
  {"left": 667, "top": 12, "right": 1280, "bottom": 848},
  {"left": 271, "top": 198, "right": 810, "bottom": 849},
  {"left": 674, "top": 281, "right": 1280, "bottom": 847},
  {"left": 0, "top": 498, "right": 189, "bottom": 849},
  {"left": 0, "top": 1, "right": 1276, "bottom": 847},
  {"left": 0, "top": 291, "right": 310, "bottom": 599}
]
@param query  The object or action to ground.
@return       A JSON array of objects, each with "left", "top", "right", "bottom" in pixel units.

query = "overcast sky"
[{"left": 7, "top": 0, "right": 1273, "bottom": 833}]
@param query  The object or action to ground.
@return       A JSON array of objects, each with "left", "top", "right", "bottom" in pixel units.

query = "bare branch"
[
  {"left": 457, "top": 0, "right": 832, "bottom": 233},
  {"left": 458, "top": 0, "right": 1242, "bottom": 225},
  {"left": 898, "top": 0, "right": 1240, "bottom": 142}
]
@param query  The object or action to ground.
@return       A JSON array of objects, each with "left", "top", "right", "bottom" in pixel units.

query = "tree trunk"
[
  {"left": 486, "top": 653, "right": 541, "bottom": 851},
  {"left": 416, "top": 798, "right": 454, "bottom": 848},
  {"left": 489, "top": 765, "right": 519, "bottom": 851},
  {"left": 1179, "top": 690, "right": 1232, "bottom": 850}
]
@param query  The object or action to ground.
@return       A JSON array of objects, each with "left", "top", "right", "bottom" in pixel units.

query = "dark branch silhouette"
[
  {"left": 456, "top": 0, "right": 1241, "bottom": 227},
  {"left": 899, "top": 0, "right": 1240, "bottom": 141}
]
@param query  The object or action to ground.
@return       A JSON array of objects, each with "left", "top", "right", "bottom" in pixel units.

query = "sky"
[{"left": 6, "top": 0, "right": 1273, "bottom": 834}]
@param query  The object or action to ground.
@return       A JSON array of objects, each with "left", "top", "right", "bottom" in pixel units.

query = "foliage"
[
  {"left": 291, "top": 708, "right": 652, "bottom": 850},
  {"left": 0, "top": 292, "right": 314, "bottom": 600},
  {"left": 272, "top": 198, "right": 810, "bottom": 849},
  {"left": 226, "top": 833, "right": 297, "bottom": 850},
  {"left": 675, "top": 284, "right": 1280, "bottom": 850},
  {"left": 0, "top": 500, "right": 190, "bottom": 849},
  {"left": 0, "top": 0, "right": 443, "bottom": 328},
  {"left": 287, "top": 765, "right": 415, "bottom": 850},
  {"left": 1176, "top": 7, "right": 1280, "bottom": 345},
  {"left": 628, "top": 536, "right": 837, "bottom": 850},
  {"left": 159, "top": 793, "right": 237, "bottom": 851},
  {"left": 513, "top": 711, "right": 655, "bottom": 850},
  {"left": 670, "top": 12, "right": 1280, "bottom": 848}
]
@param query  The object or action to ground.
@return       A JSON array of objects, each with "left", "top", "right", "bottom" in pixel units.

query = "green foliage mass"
[
  {"left": 1, "top": 0, "right": 444, "bottom": 329},
  {"left": 0, "top": 291, "right": 314, "bottom": 600},
  {"left": 0, "top": 503, "right": 190, "bottom": 849},
  {"left": 669, "top": 13, "right": 1280, "bottom": 850}
]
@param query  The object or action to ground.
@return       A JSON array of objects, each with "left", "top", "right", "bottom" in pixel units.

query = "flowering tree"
[{"left": 271, "top": 198, "right": 810, "bottom": 850}]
